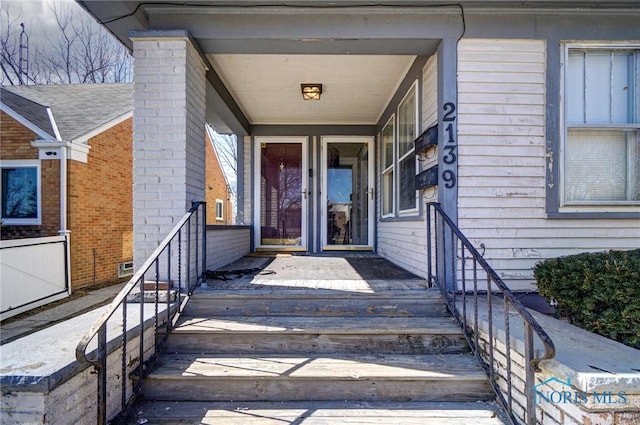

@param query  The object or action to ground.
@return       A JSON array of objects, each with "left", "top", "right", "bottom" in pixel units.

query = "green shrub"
[{"left": 533, "top": 249, "right": 640, "bottom": 349}]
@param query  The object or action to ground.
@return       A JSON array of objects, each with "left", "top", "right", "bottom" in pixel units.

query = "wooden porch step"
[
  {"left": 166, "top": 316, "right": 469, "bottom": 354},
  {"left": 141, "top": 353, "right": 493, "bottom": 402},
  {"left": 128, "top": 400, "right": 508, "bottom": 424},
  {"left": 184, "top": 289, "right": 448, "bottom": 317}
]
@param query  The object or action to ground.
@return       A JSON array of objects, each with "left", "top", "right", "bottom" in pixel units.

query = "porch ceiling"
[
  {"left": 77, "top": 0, "right": 446, "bottom": 133},
  {"left": 78, "top": 0, "right": 640, "bottom": 134},
  {"left": 208, "top": 54, "right": 416, "bottom": 126}
]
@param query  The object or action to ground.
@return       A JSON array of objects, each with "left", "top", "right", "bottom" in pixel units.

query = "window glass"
[
  {"left": 382, "top": 170, "right": 394, "bottom": 216},
  {"left": 564, "top": 47, "right": 639, "bottom": 205},
  {"left": 566, "top": 130, "right": 639, "bottom": 202},
  {"left": 399, "top": 155, "right": 417, "bottom": 211},
  {"left": 215, "top": 200, "right": 224, "bottom": 220},
  {"left": 568, "top": 50, "right": 636, "bottom": 125},
  {"left": 1, "top": 166, "right": 39, "bottom": 220},
  {"left": 398, "top": 82, "right": 418, "bottom": 212},
  {"left": 382, "top": 117, "right": 394, "bottom": 170},
  {"left": 381, "top": 116, "right": 395, "bottom": 217},
  {"left": 398, "top": 85, "right": 417, "bottom": 157}
]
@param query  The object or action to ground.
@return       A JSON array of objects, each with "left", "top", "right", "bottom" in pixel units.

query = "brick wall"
[
  {"left": 67, "top": 118, "right": 133, "bottom": 289},
  {"left": 475, "top": 321, "right": 640, "bottom": 425},
  {"left": 131, "top": 34, "right": 207, "bottom": 283},
  {"left": 205, "top": 131, "right": 233, "bottom": 225},
  {"left": 0, "top": 112, "right": 60, "bottom": 239}
]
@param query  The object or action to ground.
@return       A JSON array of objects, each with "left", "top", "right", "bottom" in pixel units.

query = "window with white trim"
[
  {"left": 562, "top": 45, "right": 640, "bottom": 206},
  {"left": 397, "top": 81, "right": 419, "bottom": 213},
  {"left": 381, "top": 116, "right": 395, "bottom": 217},
  {"left": 1, "top": 160, "right": 42, "bottom": 225},
  {"left": 215, "top": 199, "right": 224, "bottom": 221}
]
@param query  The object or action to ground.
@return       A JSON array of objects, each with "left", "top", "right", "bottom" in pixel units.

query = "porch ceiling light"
[{"left": 301, "top": 83, "right": 322, "bottom": 100}]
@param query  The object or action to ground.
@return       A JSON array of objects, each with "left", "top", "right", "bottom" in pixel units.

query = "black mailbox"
[
  {"left": 415, "top": 165, "right": 438, "bottom": 190},
  {"left": 414, "top": 125, "right": 438, "bottom": 155}
]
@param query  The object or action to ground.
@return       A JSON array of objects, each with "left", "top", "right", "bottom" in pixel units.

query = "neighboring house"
[
  {"left": 0, "top": 84, "right": 235, "bottom": 297},
  {"left": 205, "top": 126, "right": 234, "bottom": 225},
  {"left": 77, "top": 1, "right": 640, "bottom": 291},
  {"left": 1, "top": 84, "right": 134, "bottom": 293}
]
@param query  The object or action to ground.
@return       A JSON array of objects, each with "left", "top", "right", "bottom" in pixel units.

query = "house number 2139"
[{"left": 442, "top": 102, "right": 457, "bottom": 189}]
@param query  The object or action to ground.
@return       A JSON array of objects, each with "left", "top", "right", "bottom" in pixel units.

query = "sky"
[{"left": 3, "top": 0, "right": 89, "bottom": 42}]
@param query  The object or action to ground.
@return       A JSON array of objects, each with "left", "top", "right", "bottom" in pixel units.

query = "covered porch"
[{"left": 75, "top": 1, "right": 462, "bottom": 278}]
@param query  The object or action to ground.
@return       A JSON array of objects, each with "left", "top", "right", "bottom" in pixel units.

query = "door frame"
[
  {"left": 253, "top": 136, "right": 309, "bottom": 251},
  {"left": 320, "top": 136, "right": 375, "bottom": 251}
]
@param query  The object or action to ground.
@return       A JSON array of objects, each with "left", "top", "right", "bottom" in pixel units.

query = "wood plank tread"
[
  {"left": 200, "top": 279, "right": 432, "bottom": 292},
  {"left": 194, "top": 288, "right": 440, "bottom": 298},
  {"left": 150, "top": 353, "right": 486, "bottom": 380},
  {"left": 129, "top": 401, "right": 508, "bottom": 424},
  {"left": 172, "top": 316, "right": 462, "bottom": 334}
]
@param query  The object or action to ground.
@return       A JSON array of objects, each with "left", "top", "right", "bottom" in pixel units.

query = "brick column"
[{"left": 131, "top": 32, "right": 207, "bottom": 274}]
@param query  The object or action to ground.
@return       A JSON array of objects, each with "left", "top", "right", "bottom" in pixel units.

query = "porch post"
[
  {"left": 437, "top": 37, "right": 459, "bottom": 292},
  {"left": 130, "top": 31, "right": 207, "bottom": 283}
]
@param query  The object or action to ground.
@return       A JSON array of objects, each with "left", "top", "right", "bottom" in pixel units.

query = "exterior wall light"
[{"left": 301, "top": 83, "right": 322, "bottom": 100}]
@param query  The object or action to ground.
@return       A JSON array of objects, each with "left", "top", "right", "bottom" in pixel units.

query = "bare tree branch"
[{"left": 0, "top": 0, "right": 131, "bottom": 85}]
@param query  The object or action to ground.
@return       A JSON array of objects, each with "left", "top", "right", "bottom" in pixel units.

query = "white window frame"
[
  {"left": 381, "top": 115, "right": 395, "bottom": 218},
  {"left": 215, "top": 199, "right": 224, "bottom": 221},
  {"left": 0, "top": 160, "right": 42, "bottom": 225},
  {"left": 397, "top": 80, "right": 419, "bottom": 214},
  {"left": 560, "top": 43, "right": 640, "bottom": 211}
]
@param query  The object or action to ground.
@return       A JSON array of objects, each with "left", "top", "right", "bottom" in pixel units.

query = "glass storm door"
[
  {"left": 255, "top": 137, "right": 308, "bottom": 250},
  {"left": 321, "top": 137, "right": 374, "bottom": 250}
]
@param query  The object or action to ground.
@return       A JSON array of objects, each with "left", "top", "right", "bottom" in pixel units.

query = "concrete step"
[
  {"left": 128, "top": 400, "right": 509, "bottom": 424},
  {"left": 141, "top": 353, "right": 493, "bottom": 403},
  {"left": 184, "top": 289, "right": 448, "bottom": 317},
  {"left": 166, "top": 316, "right": 469, "bottom": 355}
]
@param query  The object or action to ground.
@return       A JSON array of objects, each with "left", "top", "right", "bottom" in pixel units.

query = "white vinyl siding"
[
  {"left": 458, "top": 39, "right": 640, "bottom": 291},
  {"left": 377, "top": 221, "right": 428, "bottom": 278},
  {"left": 422, "top": 54, "right": 438, "bottom": 131},
  {"left": 421, "top": 54, "right": 439, "bottom": 202},
  {"left": 377, "top": 53, "right": 438, "bottom": 278},
  {"left": 206, "top": 226, "right": 251, "bottom": 270}
]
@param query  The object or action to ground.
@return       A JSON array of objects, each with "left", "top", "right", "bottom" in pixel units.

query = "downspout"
[
  {"left": 58, "top": 142, "right": 69, "bottom": 236},
  {"left": 46, "top": 106, "right": 69, "bottom": 236},
  {"left": 47, "top": 107, "right": 71, "bottom": 294},
  {"left": 59, "top": 142, "right": 72, "bottom": 295}
]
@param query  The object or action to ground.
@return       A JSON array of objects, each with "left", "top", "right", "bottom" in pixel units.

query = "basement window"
[{"left": 118, "top": 261, "right": 134, "bottom": 278}]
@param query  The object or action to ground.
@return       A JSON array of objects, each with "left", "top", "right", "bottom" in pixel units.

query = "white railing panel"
[{"left": 1, "top": 236, "right": 69, "bottom": 319}]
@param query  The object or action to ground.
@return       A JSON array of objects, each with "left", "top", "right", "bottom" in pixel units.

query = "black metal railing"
[
  {"left": 75, "top": 202, "right": 206, "bottom": 425},
  {"left": 427, "top": 202, "right": 555, "bottom": 425}
]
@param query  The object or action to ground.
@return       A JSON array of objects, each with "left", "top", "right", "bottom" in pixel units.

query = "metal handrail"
[
  {"left": 427, "top": 202, "right": 555, "bottom": 425},
  {"left": 75, "top": 201, "right": 206, "bottom": 425}
]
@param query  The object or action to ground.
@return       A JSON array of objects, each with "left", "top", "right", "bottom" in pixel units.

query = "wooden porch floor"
[{"left": 201, "top": 253, "right": 429, "bottom": 293}]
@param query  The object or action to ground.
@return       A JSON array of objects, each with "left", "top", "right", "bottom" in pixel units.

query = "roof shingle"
[{"left": 1, "top": 83, "right": 132, "bottom": 141}]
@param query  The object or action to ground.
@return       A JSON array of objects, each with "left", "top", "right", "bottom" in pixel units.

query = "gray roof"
[{"left": 1, "top": 83, "right": 132, "bottom": 141}]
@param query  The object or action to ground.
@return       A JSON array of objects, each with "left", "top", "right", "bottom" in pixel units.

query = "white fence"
[{"left": 1, "top": 236, "right": 70, "bottom": 320}]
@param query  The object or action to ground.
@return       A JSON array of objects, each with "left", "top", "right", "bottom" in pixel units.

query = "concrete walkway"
[{"left": 0, "top": 283, "right": 125, "bottom": 344}]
